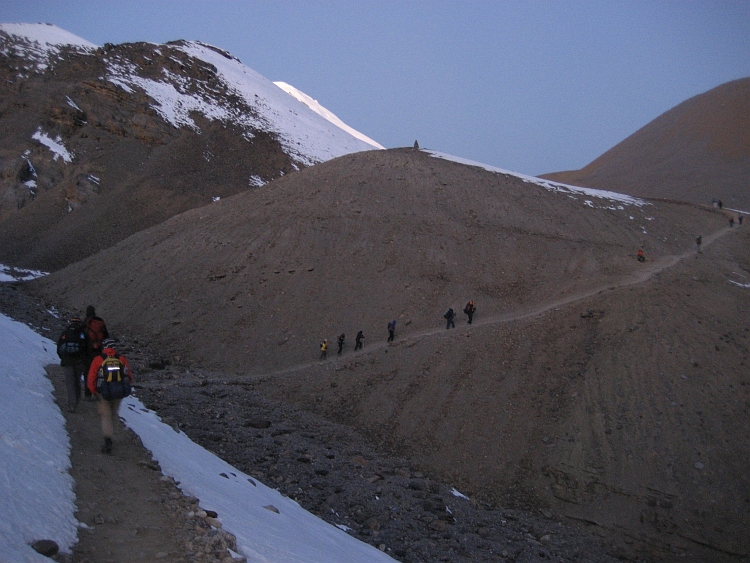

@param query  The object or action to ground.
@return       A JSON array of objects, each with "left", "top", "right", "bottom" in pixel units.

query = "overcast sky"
[{"left": 2, "top": 1, "right": 749, "bottom": 176}]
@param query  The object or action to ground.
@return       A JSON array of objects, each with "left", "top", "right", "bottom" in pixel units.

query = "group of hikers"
[
  {"left": 319, "top": 301, "right": 477, "bottom": 358},
  {"left": 56, "top": 306, "right": 133, "bottom": 455}
]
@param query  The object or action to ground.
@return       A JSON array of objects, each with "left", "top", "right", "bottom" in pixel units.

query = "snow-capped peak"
[
  {"left": 0, "top": 23, "right": 97, "bottom": 73},
  {"left": 274, "top": 82, "right": 385, "bottom": 150},
  {"left": 0, "top": 22, "right": 97, "bottom": 50}
]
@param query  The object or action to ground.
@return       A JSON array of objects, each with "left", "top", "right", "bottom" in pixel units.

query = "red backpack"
[{"left": 86, "top": 317, "right": 107, "bottom": 352}]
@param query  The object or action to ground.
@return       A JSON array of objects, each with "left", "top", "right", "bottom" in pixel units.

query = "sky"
[
  {"left": 0, "top": 310, "right": 411, "bottom": 562},
  {"left": 1, "top": 1, "right": 749, "bottom": 176}
]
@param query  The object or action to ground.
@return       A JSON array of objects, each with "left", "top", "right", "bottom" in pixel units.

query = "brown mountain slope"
[
  {"left": 29, "top": 148, "right": 748, "bottom": 561},
  {"left": 541, "top": 77, "right": 750, "bottom": 210},
  {"left": 0, "top": 39, "right": 299, "bottom": 272}
]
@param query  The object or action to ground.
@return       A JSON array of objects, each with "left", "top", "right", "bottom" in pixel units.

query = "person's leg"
[{"left": 64, "top": 365, "right": 78, "bottom": 412}]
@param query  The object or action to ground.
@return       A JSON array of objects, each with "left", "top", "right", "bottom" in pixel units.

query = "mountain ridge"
[
  {"left": 541, "top": 77, "right": 750, "bottom": 210},
  {"left": 0, "top": 23, "right": 381, "bottom": 272}
]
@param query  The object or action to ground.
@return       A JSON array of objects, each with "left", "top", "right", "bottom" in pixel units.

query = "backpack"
[
  {"left": 444, "top": 308, "right": 453, "bottom": 319},
  {"left": 86, "top": 318, "right": 107, "bottom": 353},
  {"left": 57, "top": 324, "right": 87, "bottom": 358},
  {"left": 96, "top": 355, "right": 131, "bottom": 400}
]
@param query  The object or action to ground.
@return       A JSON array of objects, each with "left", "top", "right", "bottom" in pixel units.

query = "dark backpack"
[
  {"left": 444, "top": 308, "right": 454, "bottom": 319},
  {"left": 57, "top": 324, "right": 87, "bottom": 358},
  {"left": 96, "top": 355, "right": 131, "bottom": 400}
]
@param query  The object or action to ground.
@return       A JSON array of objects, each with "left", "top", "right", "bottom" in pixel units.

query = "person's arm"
[
  {"left": 121, "top": 356, "right": 134, "bottom": 382},
  {"left": 87, "top": 356, "right": 102, "bottom": 394}
]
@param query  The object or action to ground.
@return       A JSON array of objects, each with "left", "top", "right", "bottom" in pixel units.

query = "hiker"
[
  {"left": 56, "top": 317, "right": 89, "bottom": 413},
  {"left": 739, "top": 214, "right": 743, "bottom": 225},
  {"left": 320, "top": 339, "right": 328, "bottom": 359},
  {"left": 337, "top": 333, "right": 345, "bottom": 355},
  {"left": 718, "top": 200, "right": 723, "bottom": 209},
  {"left": 387, "top": 320, "right": 396, "bottom": 342},
  {"left": 444, "top": 308, "right": 456, "bottom": 329},
  {"left": 84, "top": 305, "right": 109, "bottom": 400},
  {"left": 696, "top": 235, "right": 702, "bottom": 253},
  {"left": 87, "top": 338, "right": 133, "bottom": 454},
  {"left": 637, "top": 248, "right": 645, "bottom": 262},
  {"left": 463, "top": 301, "right": 476, "bottom": 324},
  {"left": 355, "top": 330, "right": 364, "bottom": 350},
  {"left": 730, "top": 218, "right": 734, "bottom": 228}
]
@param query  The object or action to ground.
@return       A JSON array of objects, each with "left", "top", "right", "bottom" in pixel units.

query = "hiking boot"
[{"left": 101, "top": 437, "right": 113, "bottom": 454}]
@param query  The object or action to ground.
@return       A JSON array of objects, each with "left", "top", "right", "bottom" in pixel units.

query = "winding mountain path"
[{"left": 210, "top": 223, "right": 734, "bottom": 384}]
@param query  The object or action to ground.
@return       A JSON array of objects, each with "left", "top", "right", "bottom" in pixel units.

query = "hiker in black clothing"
[
  {"left": 355, "top": 330, "right": 364, "bottom": 350},
  {"left": 463, "top": 301, "right": 476, "bottom": 324},
  {"left": 56, "top": 317, "right": 89, "bottom": 413},
  {"left": 730, "top": 218, "right": 735, "bottom": 228},
  {"left": 696, "top": 235, "right": 702, "bottom": 253},
  {"left": 739, "top": 214, "right": 743, "bottom": 225},
  {"left": 387, "top": 320, "right": 396, "bottom": 342},
  {"left": 444, "top": 308, "right": 456, "bottom": 329},
  {"left": 337, "top": 333, "right": 345, "bottom": 355},
  {"left": 718, "top": 200, "right": 723, "bottom": 209}
]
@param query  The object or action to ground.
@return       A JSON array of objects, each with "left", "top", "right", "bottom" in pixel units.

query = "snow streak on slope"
[
  {"left": 274, "top": 81, "right": 385, "bottom": 149},
  {"left": 426, "top": 150, "right": 648, "bottom": 208},
  {"left": 0, "top": 23, "right": 96, "bottom": 72}
]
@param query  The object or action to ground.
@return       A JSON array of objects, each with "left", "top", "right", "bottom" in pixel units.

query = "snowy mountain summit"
[
  {"left": 0, "top": 23, "right": 383, "bottom": 271},
  {"left": 0, "top": 23, "right": 381, "bottom": 166}
]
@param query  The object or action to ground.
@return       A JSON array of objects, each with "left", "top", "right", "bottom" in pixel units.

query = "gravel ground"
[{"left": 2, "top": 281, "right": 632, "bottom": 563}]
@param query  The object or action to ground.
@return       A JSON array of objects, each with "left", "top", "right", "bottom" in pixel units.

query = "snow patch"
[
  {"left": 32, "top": 128, "right": 72, "bottom": 163},
  {"left": 425, "top": 150, "right": 648, "bottom": 207},
  {"left": 0, "top": 315, "right": 77, "bottom": 561},
  {"left": 0, "top": 263, "right": 48, "bottom": 282},
  {"left": 274, "top": 81, "right": 384, "bottom": 149}
]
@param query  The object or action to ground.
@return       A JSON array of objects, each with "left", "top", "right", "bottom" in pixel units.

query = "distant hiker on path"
[
  {"left": 387, "top": 320, "right": 396, "bottom": 342},
  {"left": 463, "top": 301, "right": 476, "bottom": 324},
  {"left": 730, "top": 218, "right": 735, "bottom": 228},
  {"left": 84, "top": 305, "right": 109, "bottom": 401},
  {"left": 718, "top": 200, "right": 723, "bottom": 209},
  {"left": 320, "top": 339, "right": 328, "bottom": 359},
  {"left": 337, "top": 333, "right": 345, "bottom": 355},
  {"left": 57, "top": 316, "right": 89, "bottom": 413},
  {"left": 87, "top": 338, "right": 133, "bottom": 454},
  {"left": 637, "top": 248, "right": 645, "bottom": 262},
  {"left": 355, "top": 330, "right": 364, "bottom": 350},
  {"left": 444, "top": 308, "right": 456, "bottom": 329},
  {"left": 739, "top": 214, "right": 743, "bottom": 225},
  {"left": 696, "top": 235, "right": 702, "bottom": 253}
]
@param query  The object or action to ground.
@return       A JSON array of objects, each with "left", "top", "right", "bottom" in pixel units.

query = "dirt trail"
[
  {"left": 209, "top": 224, "right": 732, "bottom": 384},
  {"left": 44, "top": 365, "right": 245, "bottom": 563}
]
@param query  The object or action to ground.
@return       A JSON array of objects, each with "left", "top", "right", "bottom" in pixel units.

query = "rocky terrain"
[
  {"left": 0, "top": 24, "right": 377, "bottom": 272},
  {"left": 2, "top": 23, "right": 749, "bottom": 563},
  {"left": 541, "top": 77, "right": 750, "bottom": 210},
  {"left": 3, "top": 283, "right": 626, "bottom": 563},
  {"left": 21, "top": 148, "right": 750, "bottom": 562}
]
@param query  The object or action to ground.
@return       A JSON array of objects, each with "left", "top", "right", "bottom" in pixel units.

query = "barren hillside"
[
  {"left": 0, "top": 24, "right": 378, "bottom": 272},
  {"left": 542, "top": 77, "right": 750, "bottom": 210},
  {"left": 29, "top": 148, "right": 749, "bottom": 561}
]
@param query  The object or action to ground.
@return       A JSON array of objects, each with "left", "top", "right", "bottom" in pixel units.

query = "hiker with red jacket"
[
  {"left": 84, "top": 305, "right": 109, "bottom": 400},
  {"left": 87, "top": 338, "right": 133, "bottom": 454}
]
